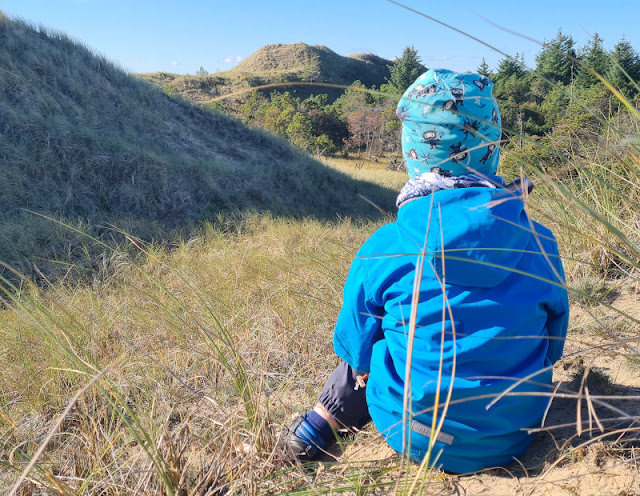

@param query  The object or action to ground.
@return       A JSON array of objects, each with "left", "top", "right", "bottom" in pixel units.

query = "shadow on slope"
[{"left": 0, "top": 13, "right": 398, "bottom": 282}]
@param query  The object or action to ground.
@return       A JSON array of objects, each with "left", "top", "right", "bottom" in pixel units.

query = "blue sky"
[{"left": 2, "top": 0, "right": 640, "bottom": 75}]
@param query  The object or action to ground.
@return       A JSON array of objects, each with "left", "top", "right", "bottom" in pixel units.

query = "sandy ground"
[{"left": 316, "top": 295, "right": 640, "bottom": 495}]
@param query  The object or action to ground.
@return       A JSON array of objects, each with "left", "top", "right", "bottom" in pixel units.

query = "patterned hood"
[{"left": 397, "top": 69, "right": 501, "bottom": 178}]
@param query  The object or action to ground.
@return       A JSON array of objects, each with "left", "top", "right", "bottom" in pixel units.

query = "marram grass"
[{"left": 0, "top": 214, "right": 390, "bottom": 494}]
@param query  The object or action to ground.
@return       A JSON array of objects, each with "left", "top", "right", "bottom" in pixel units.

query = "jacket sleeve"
[
  {"left": 333, "top": 253, "right": 385, "bottom": 373},
  {"left": 545, "top": 244, "right": 569, "bottom": 365}
]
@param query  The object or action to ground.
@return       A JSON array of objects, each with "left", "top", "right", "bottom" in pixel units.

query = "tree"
[
  {"left": 495, "top": 55, "right": 526, "bottom": 81},
  {"left": 274, "top": 107, "right": 297, "bottom": 136},
  {"left": 301, "top": 94, "right": 328, "bottom": 111},
  {"left": 539, "top": 85, "right": 570, "bottom": 128},
  {"left": 239, "top": 89, "right": 346, "bottom": 153},
  {"left": 477, "top": 58, "right": 491, "bottom": 77},
  {"left": 535, "top": 30, "right": 576, "bottom": 86},
  {"left": 493, "top": 71, "right": 535, "bottom": 142},
  {"left": 345, "top": 107, "right": 381, "bottom": 156},
  {"left": 195, "top": 66, "right": 209, "bottom": 76},
  {"left": 313, "top": 134, "right": 338, "bottom": 156},
  {"left": 286, "top": 113, "right": 314, "bottom": 150},
  {"left": 269, "top": 91, "right": 300, "bottom": 112},
  {"left": 301, "top": 53, "right": 321, "bottom": 82},
  {"left": 344, "top": 103, "right": 399, "bottom": 157},
  {"left": 240, "top": 90, "right": 267, "bottom": 124},
  {"left": 252, "top": 91, "right": 301, "bottom": 135},
  {"left": 575, "top": 34, "right": 610, "bottom": 87},
  {"left": 383, "top": 46, "right": 426, "bottom": 95},
  {"left": 332, "top": 81, "right": 372, "bottom": 119},
  {"left": 607, "top": 36, "right": 640, "bottom": 98},
  {"left": 304, "top": 100, "right": 348, "bottom": 152}
]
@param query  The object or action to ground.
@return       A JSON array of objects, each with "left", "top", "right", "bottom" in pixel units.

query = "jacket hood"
[{"left": 396, "top": 187, "right": 532, "bottom": 288}]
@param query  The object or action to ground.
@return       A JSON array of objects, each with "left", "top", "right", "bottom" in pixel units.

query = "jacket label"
[{"left": 411, "top": 420, "right": 455, "bottom": 445}]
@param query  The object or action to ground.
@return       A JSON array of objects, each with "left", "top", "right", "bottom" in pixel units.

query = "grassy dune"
[{"left": 0, "top": 14, "right": 396, "bottom": 282}]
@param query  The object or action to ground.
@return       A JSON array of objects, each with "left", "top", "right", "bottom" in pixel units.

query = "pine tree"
[
  {"left": 607, "top": 36, "right": 640, "bottom": 97},
  {"left": 575, "top": 34, "right": 610, "bottom": 87},
  {"left": 286, "top": 113, "right": 314, "bottom": 150},
  {"left": 301, "top": 53, "right": 321, "bottom": 82},
  {"left": 384, "top": 46, "right": 426, "bottom": 94},
  {"left": 495, "top": 56, "right": 525, "bottom": 80},
  {"left": 493, "top": 54, "right": 533, "bottom": 139},
  {"left": 535, "top": 29, "right": 576, "bottom": 85},
  {"left": 477, "top": 58, "right": 491, "bottom": 77}
]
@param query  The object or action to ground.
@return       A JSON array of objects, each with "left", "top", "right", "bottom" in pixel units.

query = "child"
[{"left": 282, "top": 69, "right": 569, "bottom": 473}]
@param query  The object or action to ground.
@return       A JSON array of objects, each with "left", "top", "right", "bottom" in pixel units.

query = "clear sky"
[{"left": 2, "top": 0, "right": 640, "bottom": 75}]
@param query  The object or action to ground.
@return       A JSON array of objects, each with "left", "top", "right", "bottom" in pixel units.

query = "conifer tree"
[
  {"left": 535, "top": 29, "right": 576, "bottom": 85},
  {"left": 575, "top": 34, "right": 610, "bottom": 87},
  {"left": 493, "top": 54, "right": 534, "bottom": 139},
  {"left": 384, "top": 46, "right": 426, "bottom": 94},
  {"left": 607, "top": 36, "right": 640, "bottom": 97},
  {"left": 495, "top": 56, "right": 525, "bottom": 80},
  {"left": 477, "top": 58, "right": 491, "bottom": 77}
]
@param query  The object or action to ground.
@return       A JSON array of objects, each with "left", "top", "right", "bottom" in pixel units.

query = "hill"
[
  {"left": 229, "top": 43, "right": 391, "bottom": 87},
  {"left": 0, "top": 14, "right": 396, "bottom": 280},
  {"left": 138, "top": 43, "right": 392, "bottom": 106}
]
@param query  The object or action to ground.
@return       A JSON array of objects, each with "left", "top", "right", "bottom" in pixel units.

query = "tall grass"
[
  {"left": 3, "top": 136, "right": 639, "bottom": 494},
  {"left": 0, "top": 213, "right": 392, "bottom": 494}
]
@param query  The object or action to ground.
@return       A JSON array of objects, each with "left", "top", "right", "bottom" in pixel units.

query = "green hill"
[
  {"left": 139, "top": 43, "right": 392, "bottom": 105},
  {"left": 0, "top": 14, "right": 396, "bottom": 280},
  {"left": 229, "top": 43, "right": 391, "bottom": 86}
]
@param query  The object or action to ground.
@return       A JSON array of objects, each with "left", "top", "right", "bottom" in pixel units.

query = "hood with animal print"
[{"left": 397, "top": 69, "right": 501, "bottom": 178}]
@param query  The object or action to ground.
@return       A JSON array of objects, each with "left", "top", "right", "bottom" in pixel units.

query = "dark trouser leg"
[{"left": 317, "top": 360, "right": 371, "bottom": 430}]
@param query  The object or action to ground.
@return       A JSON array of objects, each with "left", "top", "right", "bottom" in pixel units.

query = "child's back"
[
  {"left": 335, "top": 182, "right": 568, "bottom": 472},
  {"left": 282, "top": 69, "right": 569, "bottom": 473}
]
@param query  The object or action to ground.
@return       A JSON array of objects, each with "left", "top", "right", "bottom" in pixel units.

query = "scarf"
[{"left": 396, "top": 172, "right": 533, "bottom": 208}]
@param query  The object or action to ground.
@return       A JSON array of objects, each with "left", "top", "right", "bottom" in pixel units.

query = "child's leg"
[
  {"left": 317, "top": 360, "right": 371, "bottom": 431},
  {"left": 282, "top": 361, "right": 371, "bottom": 461}
]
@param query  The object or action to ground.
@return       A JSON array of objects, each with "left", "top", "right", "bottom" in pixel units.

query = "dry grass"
[{"left": 0, "top": 214, "right": 391, "bottom": 494}]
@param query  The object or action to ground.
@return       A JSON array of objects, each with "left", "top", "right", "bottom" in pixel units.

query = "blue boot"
[{"left": 281, "top": 411, "right": 335, "bottom": 462}]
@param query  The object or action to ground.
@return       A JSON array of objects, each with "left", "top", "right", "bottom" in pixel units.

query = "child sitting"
[{"left": 282, "top": 69, "right": 569, "bottom": 473}]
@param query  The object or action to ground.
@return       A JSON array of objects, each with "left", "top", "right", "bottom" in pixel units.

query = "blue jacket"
[{"left": 333, "top": 186, "right": 569, "bottom": 473}]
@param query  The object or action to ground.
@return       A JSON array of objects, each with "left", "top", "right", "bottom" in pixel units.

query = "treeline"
[
  {"left": 487, "top": 30, "right": 640, "bottom": 140},
  {"left": 208, "top": 34, "right": 640, "bottom": 161},
  {"left": 236, "top": 82, "right": 400, "bottom": 158}
]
